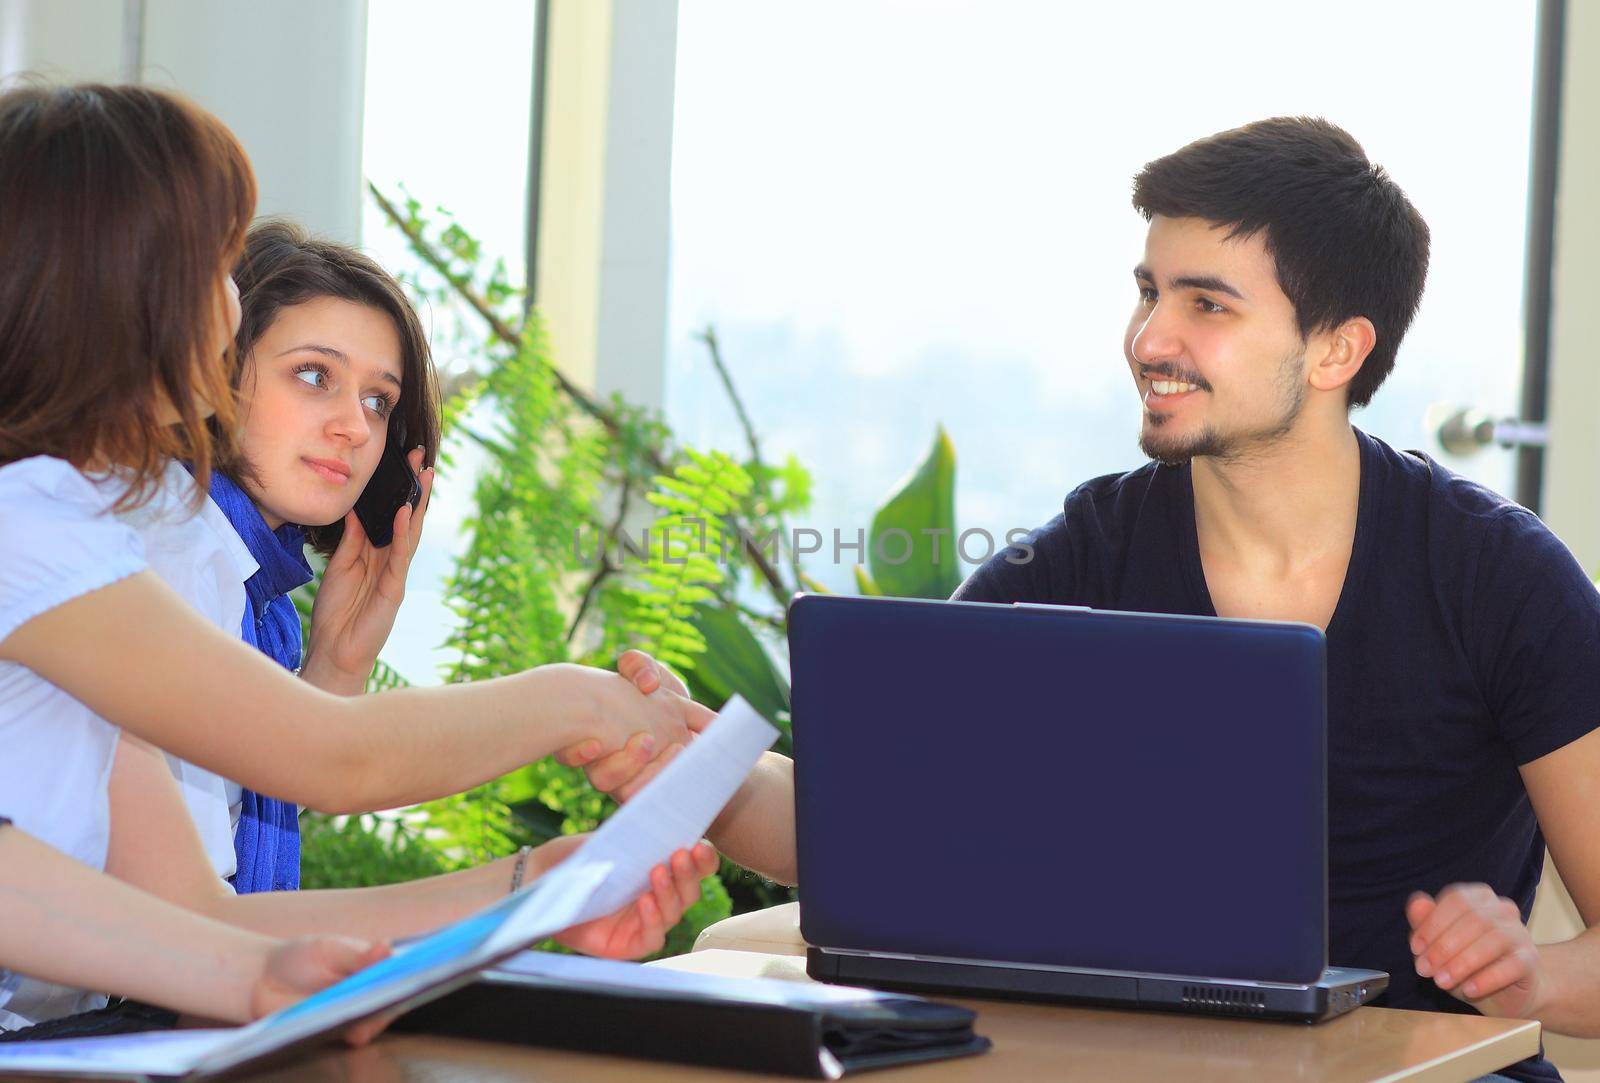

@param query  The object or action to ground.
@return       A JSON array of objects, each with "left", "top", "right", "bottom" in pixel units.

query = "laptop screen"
[{"left": 789, "top": 595, "right": 1326, "bottom": 985}]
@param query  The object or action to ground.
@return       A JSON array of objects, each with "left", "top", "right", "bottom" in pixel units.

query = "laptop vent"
[{"left": 1179, "top": 985, "right": 1268, "bottom": 1016}]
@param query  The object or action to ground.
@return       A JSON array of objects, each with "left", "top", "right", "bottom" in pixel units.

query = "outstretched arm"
[
  {"left": 0, "top": 571, "right": 710, "bottom": 815},
  {"left": 0, "top": 821, "right": 388, "bottom": 1026},
  {"left": 106, "top": 734, "right": 719, "bottom": 960}
]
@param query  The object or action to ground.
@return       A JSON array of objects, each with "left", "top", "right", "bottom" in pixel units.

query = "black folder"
[{"left": 394, "top": 952, "right": 991, "bottom": 1078}]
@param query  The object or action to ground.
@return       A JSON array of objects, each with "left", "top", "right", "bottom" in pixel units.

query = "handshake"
[
  {"left": 559, "top": 649, "right": 704, "bottom": 801},
  {"left": 550, "top": 648, "right": 798, "bottom": 888}
]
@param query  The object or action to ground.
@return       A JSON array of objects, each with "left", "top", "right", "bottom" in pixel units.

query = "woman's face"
[{"left": 236, "top": 296, "right": 404, "bottom": 531}]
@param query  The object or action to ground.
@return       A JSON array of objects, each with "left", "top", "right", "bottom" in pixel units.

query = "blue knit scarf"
[{"left": 207, "top": 472, "right": 312, "bottom": 893}]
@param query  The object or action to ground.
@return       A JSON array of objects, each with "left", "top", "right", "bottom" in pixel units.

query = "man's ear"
[{"left": 1308, "top": 316, "right": 1377, "bottom": 396}]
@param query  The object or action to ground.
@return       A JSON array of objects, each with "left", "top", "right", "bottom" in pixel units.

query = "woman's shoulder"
[
  {"left": 0, "top": 457, "right": 149, "bottom": 645},
  {"left": 0, "top": 455, "right": 118, "bottom": 510},
  {"left": 0, "top": 456, "right": 146, "bottom": 550}
]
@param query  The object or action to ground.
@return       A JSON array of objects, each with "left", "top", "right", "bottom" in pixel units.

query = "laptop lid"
[{"left": 789, "top": 594, "right": 1327, "bottom": 985}]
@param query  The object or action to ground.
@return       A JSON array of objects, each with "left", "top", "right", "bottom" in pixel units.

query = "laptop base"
[{"left": 808, "top": 948, "right": 1387, "bottom": 1024}]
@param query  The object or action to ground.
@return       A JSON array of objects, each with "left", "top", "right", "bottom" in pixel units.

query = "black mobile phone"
[{"left": 353, "top": 420, "right": 421, "bottom": 548}]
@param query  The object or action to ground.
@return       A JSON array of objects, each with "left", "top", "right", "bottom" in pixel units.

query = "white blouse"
[{"left": 0, "top": 456, "right": 256, "bottom": 1030}]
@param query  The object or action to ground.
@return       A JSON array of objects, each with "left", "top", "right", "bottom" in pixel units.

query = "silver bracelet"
[{"left": 509, "top": 845, "right": 533, "bottom": 894}]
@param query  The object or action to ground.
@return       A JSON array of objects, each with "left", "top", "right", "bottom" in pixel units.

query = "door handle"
[{"left": 1427, "top": 403, "right": 1549, "bottom": 457}]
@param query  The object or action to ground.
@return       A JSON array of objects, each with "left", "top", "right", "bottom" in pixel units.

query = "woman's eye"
[
  {"left": 1138, "top": 286, "right": 1158, "bottom": 304},
  {"left": 362, "top": 394, "right": 394, "bottom": 417},
  {"left": 1197, "top": 297, "right": 1226, "bottom": 315},
  {"left": 293, "top": 367, "right": 328, "bottom": 389}
]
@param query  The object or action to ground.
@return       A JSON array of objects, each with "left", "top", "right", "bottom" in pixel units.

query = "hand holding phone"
[
  {"left": 352, "top": 419, "right": 422, "bottom": 548},
  {"left": 301, "top": 438, "right": 431, "bottom": 691}
]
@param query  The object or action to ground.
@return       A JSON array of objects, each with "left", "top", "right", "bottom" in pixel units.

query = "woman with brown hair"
[{"left": 0, "top": 82, "right": 716, "bottom": 1033}]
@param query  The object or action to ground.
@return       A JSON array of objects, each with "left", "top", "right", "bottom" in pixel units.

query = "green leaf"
[
  {"left": 853, "top": 566, "right": 883, "bottom": 596},
  {"left": 625, "top": 450, "right": 749, "bottom": 672},
  {"left": 687, "top": 606, "right": 791, "bottom": 732},
  {"left": 366, "top": 658, "right": 410, "bottom": 692},
  {"left": 866, "top": 425, "right": 960, "bottom": 599},
  {"left": 798, "top": 573, "right": 833, "bottom": 594}
]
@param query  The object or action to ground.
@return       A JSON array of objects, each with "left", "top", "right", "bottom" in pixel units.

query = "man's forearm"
[
  {"left": 708, "top": 752, "right": 798, "bottom": 886},
  {"left": 1535, "top": 928, "right": 1600, "bottom": 1036}
]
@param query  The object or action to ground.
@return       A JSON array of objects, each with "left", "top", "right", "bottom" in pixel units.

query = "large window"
[
  {"left": 666, "top": 1, "right": 1539, "bottom": 591},
  {"left": 363, "top": 0, "right": 537, "bottom": 682},
  {"left": 366, "top": 2, "right": 1541, "bottom": 677}
]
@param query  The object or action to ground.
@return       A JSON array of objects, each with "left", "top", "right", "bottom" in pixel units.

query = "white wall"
[
  {"left": 0, "top": 0, "right": 126, "bottom": 81},
  {"left": 1542, "top": 0, "right": 1600, "bottom": 573},
  {"left": 141, "top": 0, "right": 368, "bottom": 243},
  {"left": 1530, "top": 7, "right": 1600, "bottom": 1081},
  {"left": 533, "top": 0, "right": 676, "bottom": 409},
  {"left": 0, "top": 0, "right": 367, "bottom": 244}
]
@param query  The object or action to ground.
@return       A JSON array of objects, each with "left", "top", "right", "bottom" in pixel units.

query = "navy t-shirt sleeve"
[
  {"left": 1470, "top": 508, "right": 1600, "bottom": 764},
  {"left": 953, "top": 514, "right": 1069, "bottom": 604},
  {"left": 952, "top": 471, "right": 1158, "bottom": 607}
]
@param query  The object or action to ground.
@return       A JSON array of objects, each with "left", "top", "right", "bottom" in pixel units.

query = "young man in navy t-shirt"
[{"left": 582, "top": 118, "right": 1600, "bottom": 1083}]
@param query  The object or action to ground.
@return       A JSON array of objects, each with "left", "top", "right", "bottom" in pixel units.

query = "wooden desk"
[
  {"left": 20, "top": 915, "right": 1536, "bottom": 1083},
  {"left": 230, "top": 995, "right": 1539, "bottom": 1083}
]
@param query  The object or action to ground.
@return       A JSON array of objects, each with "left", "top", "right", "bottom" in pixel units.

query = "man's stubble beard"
[{"left": 1137, "top": 347, "right": 1308, "bottom": 468}]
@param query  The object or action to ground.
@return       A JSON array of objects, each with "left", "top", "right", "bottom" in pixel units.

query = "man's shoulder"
[
  {"left": 1008, "top": 460, "right": 1167, "bottom": 560},
  {"left": 1360, "top": 429, "right": 1551, "bottom": 556},
  {"left": 954, "top": 461, "right": 1166, "bottom": 603},
  {"left": 1359, "top": 431, "right": 1592, "bottom": 649},
  {"left": 1061, "top": 460, "right": 1166, "bottom": 525}
]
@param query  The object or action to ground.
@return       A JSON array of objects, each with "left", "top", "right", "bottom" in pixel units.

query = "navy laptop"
[{"left": 788, "top": 594, "right": 1386, "bottom": 1021}]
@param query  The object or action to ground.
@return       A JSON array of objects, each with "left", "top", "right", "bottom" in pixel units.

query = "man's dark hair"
[{"left": 1131, "top": 117, "right": 1429, "bottom": 408}]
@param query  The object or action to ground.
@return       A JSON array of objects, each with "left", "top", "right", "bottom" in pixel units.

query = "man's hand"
[
  {"left": 301, "top": 448, "right": 434, "bottom": 694},
  {"left": 554, "top": 651, "right": 709, "bottom": 796},
  {"left": 615, "top": 649, "right": 691, "bottom": 698},
  {"left": 250, "top": 935, "right": 393, "bottom": 1044},
  {"left": 1407, "top": 884, "right": 1545, "bottom": 1019},
  {"left": 536, "top": 833, "right": 720, "bottom": 959}
]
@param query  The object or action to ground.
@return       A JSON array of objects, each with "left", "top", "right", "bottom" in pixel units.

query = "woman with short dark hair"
[{"left": 192, "top": 219, "right": 446, "bottom": 895}]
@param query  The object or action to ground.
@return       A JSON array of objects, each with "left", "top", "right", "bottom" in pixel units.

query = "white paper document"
[
  {"left": 0, "top": 697, "right": 778, "bottom": 1080},
  {"left": 493, "top": 949, "right": 891, "bottom": 1008},
  {"left": 553, "top": 693, "right": 780, "bottom": 924}
]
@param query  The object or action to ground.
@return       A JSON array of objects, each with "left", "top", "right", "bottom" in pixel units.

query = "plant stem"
[
  {"left": 369, "top": 181, "right": 626, "bottom": 443},
  {"left": 567, "top": 485, "right": 631, "bottom": 643},
  {"left": 696, "top": 326, "right": 764, "bottom": 476},
  {"left": 725, "top": 596, "right": 786, "bottom": 632},
  {"left": 698, "top": 325, "right": 811, "bottom": 588}
]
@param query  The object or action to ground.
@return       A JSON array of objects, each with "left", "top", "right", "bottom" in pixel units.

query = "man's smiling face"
[{"left": 1124, "top": 215, "right": 1312, "bottom": 466}]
